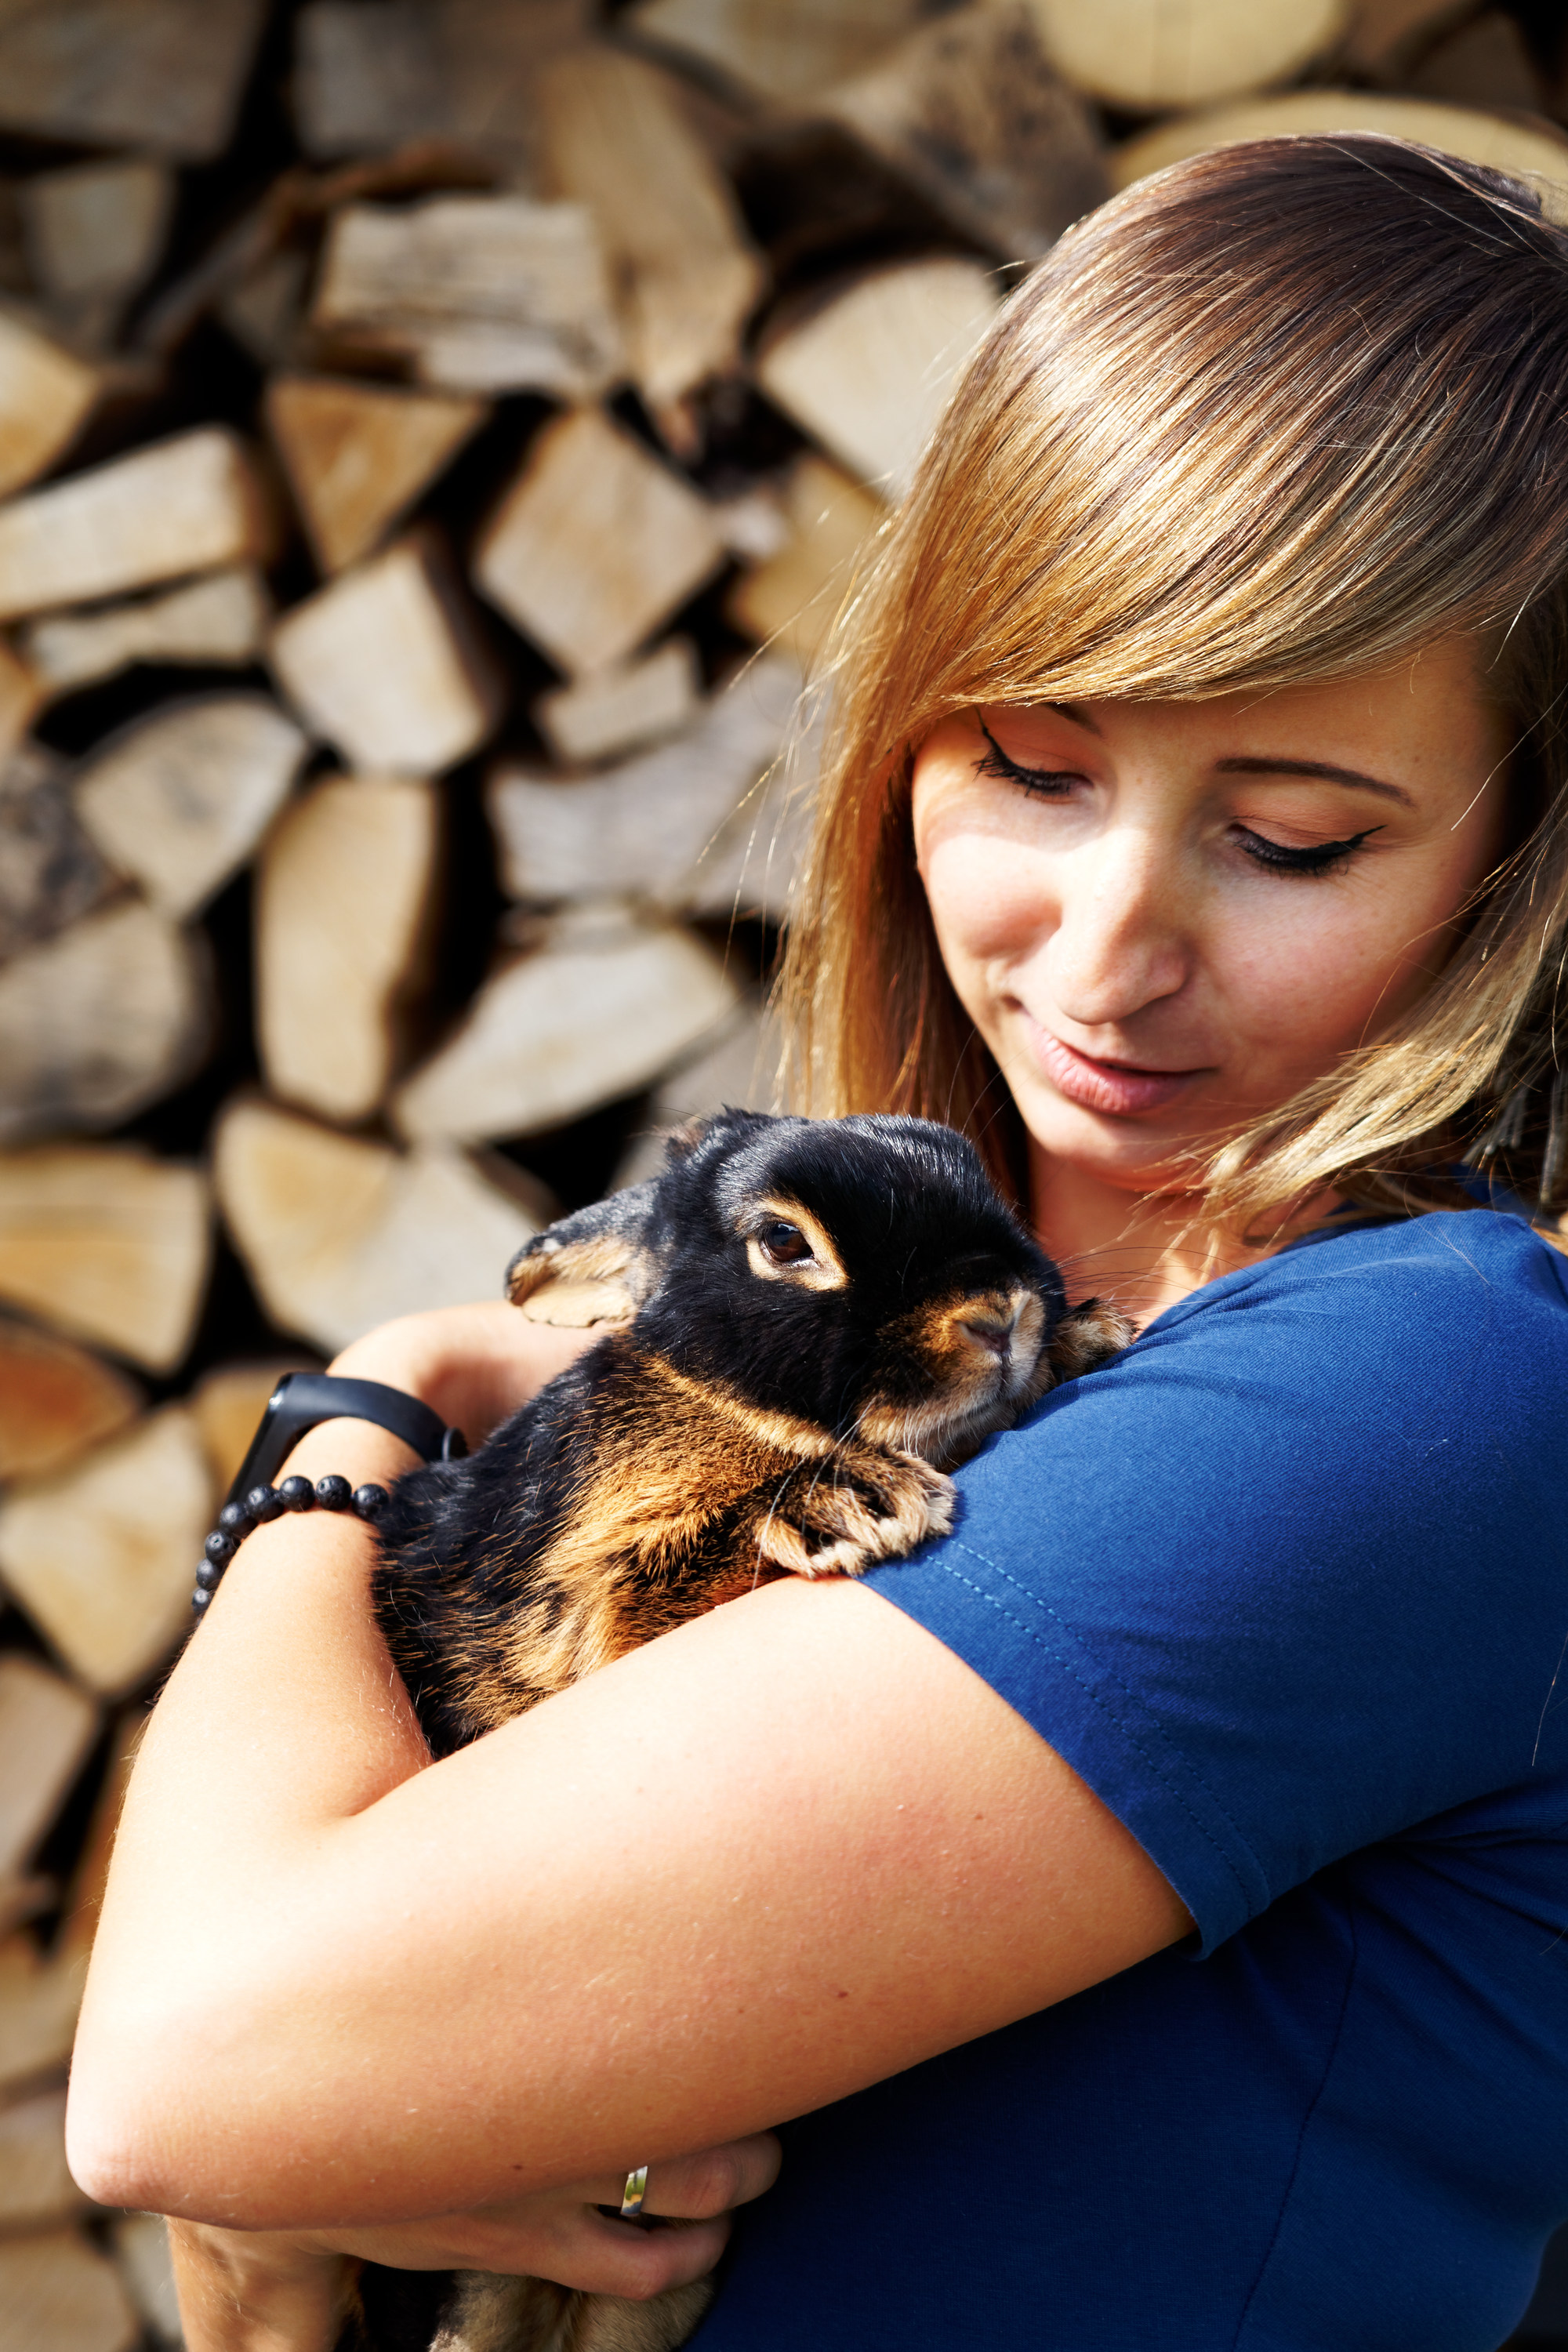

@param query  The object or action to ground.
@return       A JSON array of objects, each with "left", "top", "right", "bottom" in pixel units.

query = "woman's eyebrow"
[{"left": 1214, "top": 756, "right": 1414, "bottom": 807}]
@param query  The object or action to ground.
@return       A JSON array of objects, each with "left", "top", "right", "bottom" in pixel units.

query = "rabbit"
[{"left": 359, "top": 1110, "right": 1128, "bottom": 2352}]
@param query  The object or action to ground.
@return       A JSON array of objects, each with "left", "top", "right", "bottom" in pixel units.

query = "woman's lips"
[{"left": 1033, "top": 1029, "right": 1207, "bottom": 1116}]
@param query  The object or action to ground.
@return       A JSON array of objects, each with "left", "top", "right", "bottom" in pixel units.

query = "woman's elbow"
[{"left": 66, "top": 1998, "right": 226, "bottom": 2216}]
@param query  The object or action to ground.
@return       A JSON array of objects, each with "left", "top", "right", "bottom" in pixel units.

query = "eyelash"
[{"left": 974, "top": 727, "right": 1384, "bottom": 880}]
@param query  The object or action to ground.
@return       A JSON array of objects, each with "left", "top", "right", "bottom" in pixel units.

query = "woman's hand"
[
  {"left": 326, "top": 1300, "right": 597, "bottom": 1450},
  {"left": 169, "top": 2137, "right": 780, "bottom": 2352}
]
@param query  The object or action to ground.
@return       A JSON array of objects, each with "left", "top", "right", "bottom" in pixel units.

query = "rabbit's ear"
[{"left": 505, "top": 1183, "right": 660, "bottom": 1328}]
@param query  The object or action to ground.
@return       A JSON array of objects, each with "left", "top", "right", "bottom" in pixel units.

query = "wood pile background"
[{"left": 1, "top": 3, "right": 1566, "bottom": 2346}]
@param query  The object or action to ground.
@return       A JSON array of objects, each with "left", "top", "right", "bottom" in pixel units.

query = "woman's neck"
[{"left": 1029, "top": 1146, "right": 1271, "bottom": 1330}]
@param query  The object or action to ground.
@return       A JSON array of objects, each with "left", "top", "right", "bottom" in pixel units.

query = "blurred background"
[{"left": 0, "top": 2, "right": 1566, "bottom": 2343}]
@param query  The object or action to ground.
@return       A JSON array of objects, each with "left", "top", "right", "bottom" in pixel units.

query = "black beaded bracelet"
[{"left": 191, "top": 1475, "right": 391, "bottom": 1614}]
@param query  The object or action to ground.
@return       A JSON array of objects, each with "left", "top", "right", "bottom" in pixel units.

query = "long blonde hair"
[{"left": 780, "top": 136, "right": 1568, "bottom": 1230}]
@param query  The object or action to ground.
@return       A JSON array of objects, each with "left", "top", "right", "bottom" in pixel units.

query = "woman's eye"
[
  {"left": 1234, "top": 822, "right": 1383, "bottom": 878},
  {"left": 760, "top": 1222, "right": 811, "bottom": 1265},
  {"left": 975, "top": 723, "right": 1081, "bottom": 800}
]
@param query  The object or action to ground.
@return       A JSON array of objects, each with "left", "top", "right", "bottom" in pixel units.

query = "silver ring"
[{"left": 619, "top": 2164, "right": 649, "bottom": 2220}]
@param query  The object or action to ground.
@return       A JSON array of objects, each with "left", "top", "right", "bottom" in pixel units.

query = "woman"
[{"left": 69, "top": 136, "right": 1568, "bottom": 2350}]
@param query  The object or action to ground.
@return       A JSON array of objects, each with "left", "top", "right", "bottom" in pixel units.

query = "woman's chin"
[{"left": 1012, "top": 1082, "right": 1213, "bottom": 1195}]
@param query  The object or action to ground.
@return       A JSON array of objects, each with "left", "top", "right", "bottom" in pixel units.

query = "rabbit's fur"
[{"left": 361, "top": 1111, "right": 1127, "bottom": 2352}]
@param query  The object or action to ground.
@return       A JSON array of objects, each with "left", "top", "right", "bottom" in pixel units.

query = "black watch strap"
[{"left": 224, "top": 1372, "right": 467, "bottom": 1512}]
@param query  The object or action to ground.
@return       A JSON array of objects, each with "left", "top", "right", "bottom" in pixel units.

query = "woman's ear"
[{"left": 505, "top": 1185, "right": 661, "bottom": 1328}]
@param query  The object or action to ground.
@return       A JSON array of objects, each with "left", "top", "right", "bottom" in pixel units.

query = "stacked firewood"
[{"left": 0, "top": 3, "right": 1564, "bottom": 2343}]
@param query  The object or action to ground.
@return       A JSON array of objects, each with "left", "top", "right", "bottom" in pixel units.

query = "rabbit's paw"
[{"left": 753, "top": 1448, "right": 954, "bottom": 1579}]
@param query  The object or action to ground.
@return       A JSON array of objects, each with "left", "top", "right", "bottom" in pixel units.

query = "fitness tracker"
[{"left": 223, "top": 1371, "right": 467, "bottom": 1514}]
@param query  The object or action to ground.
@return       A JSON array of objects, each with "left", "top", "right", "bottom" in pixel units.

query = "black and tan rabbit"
[{"left": 362, "top": 1110, "right": 1127, "bottom": 2352}]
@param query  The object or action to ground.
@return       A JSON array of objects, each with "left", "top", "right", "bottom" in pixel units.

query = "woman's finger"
[{"left": 586, "top": 2133, "right": 784, "bottom": 2225}]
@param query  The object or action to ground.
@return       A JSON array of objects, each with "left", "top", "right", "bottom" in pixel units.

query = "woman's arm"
[{"left": 67, "top": 1306, "right": 1189, "bottom": 2229}]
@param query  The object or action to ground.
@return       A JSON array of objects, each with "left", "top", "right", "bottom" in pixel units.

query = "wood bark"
[
  {"left": 20, "top": 568, "right": 272, "bottom": 697},
  {"left": 270, "top": 533, "right": 502, "bottom": 776},
  {"left": 489, "top": 649, "right": 804, "bottom": 906},
  {"left": 0, "top": 1317, "right": 141, "bottom": 1483},
  {"left": 74, "top": 695, "right": 308, "bottom": 924},
  {"left": 215, "top": 1097, "right": 545, "bottom": 1356},
  {"left": 267, "top": 375, "right": 488, "bottom": 574},
  {"left": 1407, "top": 13, "right": 1544, "bottom": 111},
  {"left": 1024, "top": 0, "right": 1348, "bottom": 112},
  {"left": 626, "top": 0, "right": 931, "bottom": 103},
  {"left": 0, "top": 1144, "right": 211, "bottom": 1374},
  {"left": 256, "top": 775, "right": 440, "bottom": 1123},
  {"left": 1110, "top": 89, "right": 1568, "bottom": 193},
  {"left": 1338, "top": 0, "right": 1476, "bottom": 82},
  {"left": 0, "top": 2231, "right": 139, "bottom": 2352},
  {"left": 0, "top": 899, "right": 210, "bottom": 1148},
  {"left": 535, "top": 45, "right": 766, "bottom": 437},
  {"left": 754, "top": 256, "right": 1001, "bottom": 499},
  {"left": 19, "top": 158, "right": 175, "bottom": 347},
  {"left": 0, "top": 1406, "right": 212, "bottom": 1695},
  {"left": 394, "top": 905, "right": 740, "bottom": 1144},
  {"left": 0, "top": 746, "right": 111, "bottom": 964},
  {"left": 474, "top": 405, "right": 726, "bottom": 677},
  {"left": 0, "top": 2086, "right": 85, "bottom": 2228},
  {"left": 310, "top": 194, "right": 623, "bottom": 399},
  {"left": 292, "top": 0, "right": 593, "bottom": 173},
  {"left": 0, "top": 428, "right": 274, "bottom": 623},
  {"left": 0, "top": 0, "right": 267, "bottom": 159},
  {"left": 818, "top": 2, "right": 1110, "bottom": 260},
  {"left": 0, "top": 310, "right": 99, "bottom": 503},
  {"left": 727, "top": 452, "right": 880, "bottom": 664},
  {"left": 611, "top": 994, "right": 777, "bottom": 1189},
  {"left": 533, "top": 639, "right": 702, "bottom": 767}
]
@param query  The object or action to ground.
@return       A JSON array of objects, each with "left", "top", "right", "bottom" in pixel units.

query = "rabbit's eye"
[{"left": 759, "top": 1221, "right": 811, "bottom": 1265}]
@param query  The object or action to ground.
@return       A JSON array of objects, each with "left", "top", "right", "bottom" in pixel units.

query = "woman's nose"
[{"left": 1044, "top": 829, "right": 1191, "bottom": 1027}]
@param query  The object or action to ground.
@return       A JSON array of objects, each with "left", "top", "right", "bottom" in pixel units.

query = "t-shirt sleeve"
[{"left": 863, "top": 1211, "right": 1568, "bottom": 1955}]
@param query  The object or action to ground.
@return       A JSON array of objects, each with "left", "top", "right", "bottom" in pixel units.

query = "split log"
[
  {"left": 0, "top": 2230, "right": 139, "bottom": 2352},
  {"left": 474, "top": 407, "right": 726, "bottom": 677},
  {"left": 220, "top": 247, "right": 311, "bottom": 368},
  {"left": 818, "top": 3, "right": 1109, "bottom": 261},
  {"left": 266, "top": 375, "right": 489, "bottom": 574},
  {"left": 727, "top": 453, "right": 881, "bottom": 664},
  {"left": 0, "top": 427, "right": 274, "bottom": 623},
  {"left": 0, "top": 311, "right": 99, "bottom": 503},
  {"left": 612, "top": 994, "right": 778, "bottom": 1189},
  {"left": 535, "top": 46, "right": 766, "bottom": 437},
  {"left": 19, "top": 158, "right": 176, "bottom": 347},
  {"left": 270, "top": 534, "right": 502, "bottom": 776},
  {"left": 710, "top": 487, "right": 789, "bottom": 566},
  {"left": 0, "top": 2087, "right": 84, "bottom": 2228},
  {"left": 0, "top": 1318, "right": 141, "bottom": 1483},
  {"left": 0, "top": 898, "right": 210, "bottom": 1147},
  {"left": 74, "top": 695, "right": 308, "bottom": 923},
  {"left": 1025, "top": 0, "right": 1347, "bottom": 112},
  {"left": 1408, "top": 13, "right": 1544, "bottom": 109},
  {"left": 0, "top": 0, "right": 266, "bottom": 161},
  {"left": 0, "top": 637, "right": 42, "bottom": 768},
  {"left": 754, "top": 258, "right": 1001, "bottom": 500},
  {"left": 0, "top": 1406, "right": 212, "bottom": 1695},
  {"left": 0, "top": 1657, "right": 97, "bottom": 1889},
  {"left": 0, "top": 1143, "right": 211, "bottom": 1374},
  {"left": 0, "top": 745, "right": 112, "bottom": 962},
  {"left": 1110, "top": 91, "right": 1568, "bottom": 194},
  {"left": 256, "top": 775, "right": 440, "bottom": 1123},
  {"left": 394, "top": 906, "right": 740, "bottom": 1144},
  {"left": 626, "top": 0, "right": 929, "bottom": 103},
  {"left": 20, "top": 567, "right": 272, "bottom": 697},
  {"left": 293, "top": 0, "right": 593, "bottom": 174},
  {"left": 191, "top": 1359, "right": 318, "bottom": 1495},
  {"left": 491, "top": 651, "right": 804, "bottom": 905},
  {"left": 215, "top": 1098, "right": 545, "bottom": 1356},
  {"left": 310, "top": 194, "right": 622, "bottom": 400},
  {"left": 683, "top": 720, "right": 818, "bottom": 923},
  {"left": 0, "top": 1932, "right": 85, "bottom": 2097},
  {"left": 1339, "top": 0, "right": 1475, "bottom": 82},
  {"left": 534, "top": 640, "right": 702, "bottom": 767},
  {"left": 56, "top": 1710, "right": 142, "bottom": 1965},
  {"left": 111, "top": 2215, "right": 182, "bottom": 2347}
]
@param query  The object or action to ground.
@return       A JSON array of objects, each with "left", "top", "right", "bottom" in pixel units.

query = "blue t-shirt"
[{"left": 693, "top": 1207, "right": 1568, "bottom": 2350}]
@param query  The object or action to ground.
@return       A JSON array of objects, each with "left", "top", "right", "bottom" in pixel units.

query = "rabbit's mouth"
[{"left": 855, "top": 1285, "right": 1049, "bottom": 1467}]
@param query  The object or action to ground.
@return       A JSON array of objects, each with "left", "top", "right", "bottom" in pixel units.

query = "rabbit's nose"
[{"left": 959, "top": 1308, "right": 1018, "bottom": 1358}]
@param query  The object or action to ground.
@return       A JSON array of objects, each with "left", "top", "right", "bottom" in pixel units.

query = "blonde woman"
[{"left": 69, "top": 136, "right": 1568, "bottom": 2350}]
